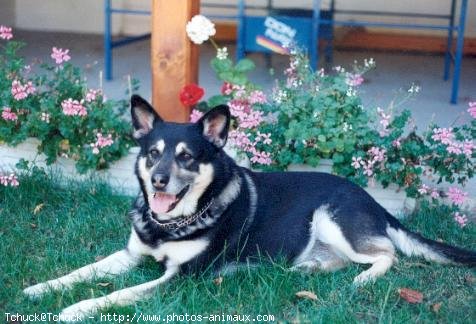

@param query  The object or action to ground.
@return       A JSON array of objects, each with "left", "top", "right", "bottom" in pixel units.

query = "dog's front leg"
[
  {"left": 59, "top": 265, "right": 179, "bottom": 319},
  {"left": 23, "top": 249, "right": 141, "bottom": 298}
]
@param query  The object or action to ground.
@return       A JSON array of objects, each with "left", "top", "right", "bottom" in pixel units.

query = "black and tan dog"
[{"left": 24, "top": 95, "right": 475, "bottom": 318}]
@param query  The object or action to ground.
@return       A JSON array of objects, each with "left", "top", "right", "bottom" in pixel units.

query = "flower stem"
[{"left": 209, "top": 37, "right": 219, "bottom": 51}]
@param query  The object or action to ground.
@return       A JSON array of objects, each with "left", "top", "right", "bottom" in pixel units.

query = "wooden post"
[{"left": 151, "top": 0, "right": 200, "bottom": 122}]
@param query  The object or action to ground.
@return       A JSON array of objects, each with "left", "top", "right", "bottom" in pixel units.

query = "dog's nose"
[{"left": 152, "top": 173, "right": 169, "bottom": 189}]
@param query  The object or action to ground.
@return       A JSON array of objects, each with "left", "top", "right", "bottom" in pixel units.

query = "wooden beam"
[{"left": 151, "top": 0, "right": 200, "bottom": 122}]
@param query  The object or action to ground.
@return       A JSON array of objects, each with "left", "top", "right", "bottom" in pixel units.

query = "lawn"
[{"left": 1, "top": 170, "right": 475, "bottom": 323}]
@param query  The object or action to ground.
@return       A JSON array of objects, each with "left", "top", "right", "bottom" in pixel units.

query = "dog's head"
[{"left": 130, "top": 95, "right": 230, "bottom": 218}]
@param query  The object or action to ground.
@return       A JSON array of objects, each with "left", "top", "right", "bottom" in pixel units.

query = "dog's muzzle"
[{"left": 149, "top": 185, "right": 189, "bottom": 214}]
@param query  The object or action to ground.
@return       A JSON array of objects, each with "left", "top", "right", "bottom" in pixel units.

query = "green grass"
[{"left": 1, "top": 171, "right": 475, "bottom": 323}]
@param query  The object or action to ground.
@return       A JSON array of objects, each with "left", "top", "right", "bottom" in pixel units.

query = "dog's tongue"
[{"left": 150, "top": 193, "right": 176, "bottom": 214}]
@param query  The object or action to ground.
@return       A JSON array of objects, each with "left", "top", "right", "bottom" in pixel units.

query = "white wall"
[
  {"left": 0, "top": 0, "right": 16, "bottom": 27},
  {"left": 8, "top": 0, "right": 476, "bottom": 37}
]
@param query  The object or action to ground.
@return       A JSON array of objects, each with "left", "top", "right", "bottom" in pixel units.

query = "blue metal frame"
[
  {"left": 312, "top": 0, "right": 468, "bottom": 104},
  {"left": 104, "top": 0, "right": 151, "bottom": 80},
  {"left": 104, "top": 0, "right": 468, "bottom": 103}
]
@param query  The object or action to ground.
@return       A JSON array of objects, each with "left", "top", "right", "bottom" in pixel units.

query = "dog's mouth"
[{"left": 149, "top": 185, "right": 189, "bottom": 214}]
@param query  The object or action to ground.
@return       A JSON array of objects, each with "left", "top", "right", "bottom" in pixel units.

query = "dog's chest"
[
  {"left": 151, "top": 239, "right": 209, "bottom": 265},
  {"left": 128, "top": 229, "right": 209, "bottom": 266}
]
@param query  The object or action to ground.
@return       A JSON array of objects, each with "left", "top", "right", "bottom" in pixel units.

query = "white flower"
[
  {"left": 273, "top": 90, "right": 287, "bottom": 104},
  {"left": 40, "top": 112, "right": 50, "bottom": 123},
  {"left": 408, "top": 83, "right": 421, "bottom": 94},
  {"left": 346, "top": 87, "right": 357, "bottom": 97},
  {"left": 217, "top": 47, "right": 228, "bottom": 60},
  {"left": 364, "top": 57, "right": 376, "bottom": 68},
  {"left": 186, "top": 15, "right": 216, "bottom": 44},
  {"left": 342, "top": 122, "right": 352, "bottom": 132}
]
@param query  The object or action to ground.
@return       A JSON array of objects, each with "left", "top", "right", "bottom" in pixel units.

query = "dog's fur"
[{"left": 24, "top": 95, "right": 476, "bottom": 318}]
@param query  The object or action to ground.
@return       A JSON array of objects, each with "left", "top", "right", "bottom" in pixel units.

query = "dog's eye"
[
  {"left": 149, "top": 149, "right": 161, "bottom": 158},
  {"left": 178, "top": 152, "right": 193, "bottom": 161}
]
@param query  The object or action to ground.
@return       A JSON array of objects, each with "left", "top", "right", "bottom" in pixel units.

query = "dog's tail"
[{"left": 385, "top": 213, "right": 476, "bottom": 266}]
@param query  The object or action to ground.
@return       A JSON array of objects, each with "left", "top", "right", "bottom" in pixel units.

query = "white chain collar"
[{"left": 148, "top": 198, "right": 215, "bottom": 231}]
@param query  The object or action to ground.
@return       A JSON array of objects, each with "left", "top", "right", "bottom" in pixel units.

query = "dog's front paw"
[
  {"left": 23, "top": 282, "right": 49, "bottom": 299},
  {"left": 352, "top": 272, "right": 375, "bottom": 286},
  {"left": 59, "top": 299, "right": 101, "bottom": 322}
]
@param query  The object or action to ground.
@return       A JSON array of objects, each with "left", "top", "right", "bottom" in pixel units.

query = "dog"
[{"left": 24, "top": 95, "right": 476, "bottom": 318}]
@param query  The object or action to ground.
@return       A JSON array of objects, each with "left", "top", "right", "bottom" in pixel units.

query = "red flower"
[{"left": 179, "top": 84, "right": 204, "bottom": 106}]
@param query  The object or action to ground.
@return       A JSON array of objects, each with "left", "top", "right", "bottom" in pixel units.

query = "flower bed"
[
  {"left": 0, "top": 26, "right": 136, "bottom": 175},
  {"left": 184, "top": 15, "right": 475, "bottom": 224}
]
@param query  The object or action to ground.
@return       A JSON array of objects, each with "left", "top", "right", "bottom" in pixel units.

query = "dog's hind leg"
[
  {"left": 23, "top": 230, "right": 147, "bottom": 298},
  {"left": 311, "top": 207, "right": 396, "bottom": 284},
  {"left": 59, "top": 264, "right": 179, "bottom": 319}
]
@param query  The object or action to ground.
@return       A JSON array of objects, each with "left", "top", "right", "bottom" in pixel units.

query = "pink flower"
[
  {"left": 85, "top": 89, "right": 101, "bottom": 102},
  {"left": 462, "top": 140, "right": 475, "bottom": 158},
  {"left": 346, "top": 73, "right": 364, "bottom": 87},
  {"left": 228, "top": 99, "right": 249, "bottom": 117},
  {"left": 239, "top": 110, "right": 263, "bottom": 129},
  {"left": 447, "top": 187, "right": 468, "bottom": 205},
  {"left": 0, "top": 173, "right": 19, "bottom": 187},
  {"left": 51, "top": 47, "right": 71, "bottom": 64},
  {"left": 25, "top": 81, "right": 36, "bottom": 95},
  {"left": 368, "top": 146, "right": 386, "bottom": 162},
  {"left": 467, "top": 102, "right": 476, "bottom": 118},
  {"left": 431, "top": 127, "right": 454, "bottom": 145},
  {"left": 430, "top": 189, "right": 440, "bottom": 199},
  {"left": 228, "top": 130, "right": 252, "bottom": 149},
  {"left": 418, "top": 184, "right": 430, "bottom": 195},
  {"left": 11, "top": 80, "right": 28, "bottom": 100},
  {"left": 363, "top": 161, "right": 374, "bottom": 177},
  {"left": 446, "top": 141, "right": 463, "bottom": 155},
  {"left": 61, "top": 98, "right": 87, "bottom": 116},
  {"left": 377, "top": 107, "right": 391, "bottom": 137},
  {"left": 250, "top": 150, "right": 272, "bottom": 165},
  {"left": 0, "top": 25, "right": 13, "bottom": 40},
  {"left": 453, "top": 212, "right": 468, "bottom": 228},
  {"left": 8, "top": 174, "right": 19, "bottom": 186},
  {"left": 249, "top": 90, "right": 267, "bottom": 105},
  {"left": 90, "top": 132, "right": 114, "bottom": 154},
  {"left": 189, "top": 109, "right": 204, "bottom": 123},
  {"left": 2, "top": 107, "right": 18, "bottom": 121},
  {"left": 96, "top": 133, "right": 114, "bottom": 148},
  {"left": 351, "top": 156, "right": 363, "bottom": 169},
  {"left": 392, "top": 139, "right": 401, "bottom": 148}
]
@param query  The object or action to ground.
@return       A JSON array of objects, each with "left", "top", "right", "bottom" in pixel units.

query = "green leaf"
[
  {"left": 207, "top": 95, "right": 228, "bottom": 107},
  {"left": 218, "top": 71, "right": 235, "bottom": 83},
  {"left": 332, "top": 153, "right": 345, "bottom": 164},
  {"left": 229, "top": 72, "right": 247, "bottom": 86},
  {"left": 235, "top": 59, "right": 255, "bottom": 73},
  {"left": 211, "top": 58, "right": 233, "bottom": 73}
]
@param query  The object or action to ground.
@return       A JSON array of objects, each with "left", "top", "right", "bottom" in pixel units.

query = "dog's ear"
[
  {"left": 131, "top": 95, "right": 163, "bottom": 139},
  {"left": 197, "top": 105, "right": 230, "bottom": 148}
]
